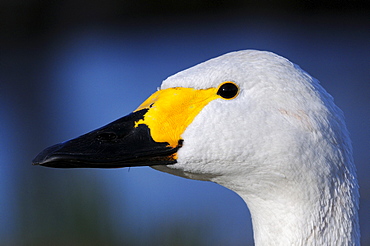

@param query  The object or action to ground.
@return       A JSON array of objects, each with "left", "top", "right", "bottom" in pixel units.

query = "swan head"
[
  {"left": 151, "top": 50, "right": 355, "bottom": 190},
  {"left": 33, "top": 50, "right": 359, "bottom": 244}
]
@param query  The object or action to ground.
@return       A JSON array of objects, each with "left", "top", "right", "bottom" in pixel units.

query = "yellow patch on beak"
[{"left": 134, "top": 86, "right": 221, "bottom": 147}]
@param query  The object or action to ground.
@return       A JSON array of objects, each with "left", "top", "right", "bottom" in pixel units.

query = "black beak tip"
[{"left": 32, "top": 143, "right": 64, "bottom": 166}]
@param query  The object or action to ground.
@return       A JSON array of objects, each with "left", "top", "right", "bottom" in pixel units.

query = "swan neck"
[{"left": 234, "top": 181, "right": 360, "bottom": 246}]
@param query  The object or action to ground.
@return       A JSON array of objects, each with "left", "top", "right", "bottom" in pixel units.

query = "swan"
[{"left": 33, "top": 50, "right": 360, "bottom": 245}]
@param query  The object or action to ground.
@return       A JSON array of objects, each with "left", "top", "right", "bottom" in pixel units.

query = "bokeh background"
[{"left": 1, "top": 1, "right": 369, "bottom": 245}]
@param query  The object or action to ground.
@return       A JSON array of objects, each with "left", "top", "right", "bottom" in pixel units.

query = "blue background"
[{"left": 1, "top": 1, "right": 369, "bottom": 245}]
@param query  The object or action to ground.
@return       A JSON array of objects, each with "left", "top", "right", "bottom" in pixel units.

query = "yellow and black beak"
[
  {"left": 32, "top": 82, "right": 239, "bottom": 168},
  {"left": 32, "top": 108, "right": 183, "bottom": 168}
]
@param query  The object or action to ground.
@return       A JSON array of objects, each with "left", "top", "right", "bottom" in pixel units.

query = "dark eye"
[{"left": 217, "top": 82, "right": 239, "bottom": 99}]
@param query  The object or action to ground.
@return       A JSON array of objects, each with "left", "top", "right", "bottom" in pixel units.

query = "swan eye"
[{"left": 217, "top": 82, "right": 239, "bottom": 99}]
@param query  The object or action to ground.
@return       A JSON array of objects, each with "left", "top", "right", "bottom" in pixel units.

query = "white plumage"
[{"left": 154, "top": 50, "right": 360, "bottom": 245}]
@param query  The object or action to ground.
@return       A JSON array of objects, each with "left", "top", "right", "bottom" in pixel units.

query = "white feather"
[{"left": 154, "top": 50, "right": 359, "bottom": 245}]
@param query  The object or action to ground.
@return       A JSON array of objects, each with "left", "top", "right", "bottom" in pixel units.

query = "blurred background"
[{"left": 0, "top": 0, "right": 369, "bottom": 245}]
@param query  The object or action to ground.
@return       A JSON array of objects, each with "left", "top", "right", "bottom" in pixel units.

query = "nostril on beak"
[{"left": 96, "top": 132, "right": 118, "bottom": 141}]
